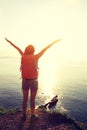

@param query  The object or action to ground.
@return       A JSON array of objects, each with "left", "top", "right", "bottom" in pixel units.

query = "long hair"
[{"left": 24, "top": 45, "right": 35, "bottom": 55}]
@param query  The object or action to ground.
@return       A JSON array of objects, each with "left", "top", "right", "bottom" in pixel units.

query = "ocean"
[{"left": 0, "top": 57, "right": 87, "bottom": 122}]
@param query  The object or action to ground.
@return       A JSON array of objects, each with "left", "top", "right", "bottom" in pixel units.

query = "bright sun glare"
[{"left": 38, "top": 47, "right": 61, "bottom": 97}]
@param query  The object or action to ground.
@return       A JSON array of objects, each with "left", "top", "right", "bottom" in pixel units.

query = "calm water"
[{"left": 0, "top": 57, "right": 87, "bottom": 122}]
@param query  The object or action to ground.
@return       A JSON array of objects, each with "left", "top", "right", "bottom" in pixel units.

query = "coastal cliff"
[{"left": 0, "top": 107, "right": 87, "bottom": 130}]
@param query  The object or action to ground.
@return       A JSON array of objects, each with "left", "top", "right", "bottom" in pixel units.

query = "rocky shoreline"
[{"left": 0, "top": 107, "right": 87, "bottom": 130}]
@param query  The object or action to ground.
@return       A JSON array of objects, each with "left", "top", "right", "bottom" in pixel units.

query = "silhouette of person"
[{"left": 5, "top": 37, "right": 61, "bottom": 121}]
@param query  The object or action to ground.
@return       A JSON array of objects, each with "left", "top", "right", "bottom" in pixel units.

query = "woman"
[{"left": 5, "top": 38, "right": 61, "bottom": 121}]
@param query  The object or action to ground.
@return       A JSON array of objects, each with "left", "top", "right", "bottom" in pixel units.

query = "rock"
[{"left": 0, "top": 108, "right": 86, "bottom": 130}]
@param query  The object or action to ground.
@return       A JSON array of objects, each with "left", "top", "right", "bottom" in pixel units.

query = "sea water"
[{"left": 0, "top": 57, "right": 87, "bottom": 122}]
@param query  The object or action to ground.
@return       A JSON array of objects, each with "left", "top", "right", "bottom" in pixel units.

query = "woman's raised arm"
[
  {"left": 36, "top": 38, "right": 62, "bottom": 59},
  {"left": 5, "top": 38, "right": 23, "bottom": 56}
]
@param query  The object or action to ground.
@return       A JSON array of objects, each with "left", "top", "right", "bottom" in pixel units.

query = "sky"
[
  {"left": 0, "top": 0, "right": 87, "bottom": 95},
  {"left": 0, "top": 0, "right": 87, "bottom": 60}
]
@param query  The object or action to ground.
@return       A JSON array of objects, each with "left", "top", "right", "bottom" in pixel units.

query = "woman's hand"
[
  {"left": 53, "top": 38, "right": 62, "bottom": 44},
  {"left": 5, "top": 38, "right": 11, "bottom": 43}
]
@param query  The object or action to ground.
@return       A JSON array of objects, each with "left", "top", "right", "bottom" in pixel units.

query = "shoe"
[
  {"left": 21, "top": 113, "right": 26, "bottom": 121},
  {"left": 30, "top": 114, "right": 39, "bottom": 121}
]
